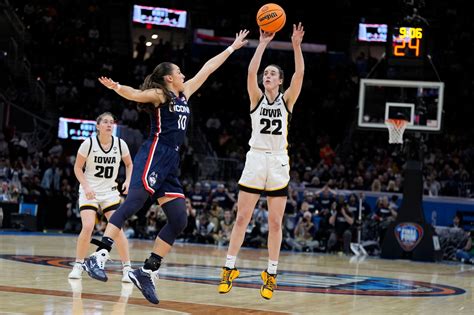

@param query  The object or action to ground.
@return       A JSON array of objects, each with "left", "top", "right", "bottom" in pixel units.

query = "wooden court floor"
[{"left": 0, "top": 233, "right": 473, "bottom": 314}]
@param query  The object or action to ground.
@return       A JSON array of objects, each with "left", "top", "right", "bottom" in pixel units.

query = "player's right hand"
[
  {"left": 259, "top": 29, "right": 275, "bottom": 43},
  {"left": 230, "top": 29, "right": 249, "bottom": 50},
  {"left": 98, "top": 76, "right": 120, "bottom": 90}
]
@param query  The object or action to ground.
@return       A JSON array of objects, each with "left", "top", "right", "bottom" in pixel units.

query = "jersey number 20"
[
  {"left": 260, "top": 118, "right": 282, "bottom": 135},
  {"left": 94, "top": 166, "right": 114, "bottom": 179}
]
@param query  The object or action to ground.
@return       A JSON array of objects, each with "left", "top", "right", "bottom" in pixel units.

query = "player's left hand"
[
  {"left": 291, "top": 22, "right": 305, "bottom": 46},
  {"left": 120, "top": 181, "right": 130, "bottom": 195}
]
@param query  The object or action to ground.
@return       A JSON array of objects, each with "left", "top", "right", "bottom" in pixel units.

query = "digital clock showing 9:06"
[{"left": 391, "top": 26, "right": 424, "bottom": 58}]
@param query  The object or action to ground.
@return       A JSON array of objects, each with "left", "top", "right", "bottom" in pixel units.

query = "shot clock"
[{"left": 389, "top": 26, "right": 425, "bottom": 59}]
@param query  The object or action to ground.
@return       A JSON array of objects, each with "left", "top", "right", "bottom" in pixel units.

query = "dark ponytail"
[{"left": 138, "top": 62, "right": 175, "bottom": 113}]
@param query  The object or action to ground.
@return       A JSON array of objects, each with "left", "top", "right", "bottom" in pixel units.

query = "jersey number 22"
[{"left": 260, "top": 118, "right": 282, "bottom": 135}]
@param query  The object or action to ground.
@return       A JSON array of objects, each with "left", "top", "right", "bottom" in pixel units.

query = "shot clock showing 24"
[{"left": 389, "top": 26, "right": 425, "bottom": 59}]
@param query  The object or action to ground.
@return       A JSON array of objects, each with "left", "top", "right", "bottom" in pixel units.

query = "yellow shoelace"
[
  {"left": 220, "top": 269, "right": 232, "bottom": 283},
  {"left": 264, "top": 274, "right": 277, "bottom": 291}
]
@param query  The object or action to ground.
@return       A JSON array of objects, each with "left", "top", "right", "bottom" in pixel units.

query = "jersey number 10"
[{"left": 177, "top": 115, "right": 187, "bottom": 130}]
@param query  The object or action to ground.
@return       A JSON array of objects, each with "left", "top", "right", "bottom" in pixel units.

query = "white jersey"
[
  {"left": 248, "top": 92, "right": 290, "bottom": 152},
  {"left": 77, "top": 136, "right": 130, "bottom": 194}
]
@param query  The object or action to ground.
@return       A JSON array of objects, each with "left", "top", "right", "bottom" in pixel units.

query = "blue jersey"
[
  {"left": 129, "top": 92, "right": 190, "bottom": 196},
  {"left": 148, "top": 92, "right": 190, "bottom": 149}
]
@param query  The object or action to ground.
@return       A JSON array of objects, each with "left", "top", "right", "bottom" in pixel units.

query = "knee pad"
[
  {"left": 158, "top": 198, "right": 187, "bottom": 245},
  {"left": 109, "top": 187, "right": 150, "bottom": 228}
]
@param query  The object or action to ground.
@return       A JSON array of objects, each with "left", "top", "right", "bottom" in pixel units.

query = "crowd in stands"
[{"left": 0, "top": 0, "right": 472, "bottom": 258}]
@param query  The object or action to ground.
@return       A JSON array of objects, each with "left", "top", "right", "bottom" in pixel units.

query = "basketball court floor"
[{"left": 0, "top": 233, "right": 472, "bottom": 314}]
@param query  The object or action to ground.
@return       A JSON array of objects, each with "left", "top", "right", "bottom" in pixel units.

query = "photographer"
[
  {"left": 142, "top": 204, "right": 166, "bottom": 239},
  {"left": 194, "top": 213, "right": 217, "bottom": 244},
  {"left": 455, "top": 230, "right": 474, "bottom": 264},
  {"left": 328, "top": 201, "right": 354, "bottom": 254}
]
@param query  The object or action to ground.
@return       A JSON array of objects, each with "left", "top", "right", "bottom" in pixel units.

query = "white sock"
[
  {"left": 225, "top": 255, "right": 237, "bottom": 269},
  {"left": 75, "top": 260, "right": 84, "bottom": 264},
  {"left": 267, "top": 260, "right": 278, "bottom": 275},
  {"left": 123, "top": 261, "right": 131, "bottom": 268}
]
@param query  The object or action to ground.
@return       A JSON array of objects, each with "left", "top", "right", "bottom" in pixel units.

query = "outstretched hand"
[
  {"left": 230, "top": 29, "right": 250, "bottom": 50},
  {"left": 259, "top": 29, "right": 275, "bottom": 44},
  {"left": 291, "top": 22, "right": 305, "bottom": 46},
  {"left": 98, "top": 76, "right": 119, "bottom": 90}
]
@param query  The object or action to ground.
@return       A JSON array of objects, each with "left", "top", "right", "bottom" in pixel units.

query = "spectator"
[
  {"left": 194, "top": 213, "right": 217, "bottom": 244},
  {"left": 41, "top": 158, "right": 62, "bottom": 193},
  {"left": 216, "top": 209, "right": 235, "bottom": 246},
  {"left": 286, "top": 211, "right": 319, "bottom": 252},
  {"left": 123, "top": 219, "right": 136, "bottom": 239},
  {"left": 328, "top": 202, "right": 354, "bottom": 254},
  {"left": 189, "top": 182, "right": 208, "bottom": 211},
  {"left": 48, "top": 139, "right": 63, "bottom": 157},
  {"left": 424, "top": 175, "right": 441, "bottom": 196},
  {"left": 181, "top": 198, "right": 197, "bottom": 242},
  {"left": 253, "top": 201, "right": 269, "bottom": 237},
  {"left": 455, "top": 230, "right": 474, "bottom": 264},
  {"left": 373, "top": 196, "right": 397, "bottom": 244},
  {"left": 121, "top": 103, "right": 139, "bottom": 127},
  {"left": 0, "top": 133, "right": 9, "bottom": 158},
  {"left": 63, "top": 201, "right": 81, "bottom": 234},
  {"left": 142, "top": 205, "right": 159, "bottom": 239},
  {"left": 451, "top": 213, "right": 463, "bottom": 229},
  {"left": 209, "top": 200, "right": 224, "bottom": 228},
  {"left": 320, "top": 142, "right": 336, "bottom": 166},
  {"left": 135, "top": 35, "right": 147, "bottom": 61},
  {"left": 0, "top": 181, "right": 12, "bottom": 202},
  {"left": 315, "top": 185, "right": 336, "bottom": 212},
  {"left": 371, "top": 179, "right": 382, "bottom": 192},
  {"left": 208, "top": 183, "right": 235, "bottom": 209},
  {"left": 10, "top": 133, "right": 28, "bottom": 160}
]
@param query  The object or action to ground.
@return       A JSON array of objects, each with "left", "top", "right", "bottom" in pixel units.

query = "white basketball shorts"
[
  {"left": 238, "top": 149, "right": 290, "bottom": 196},
  {"left": 79, "top": 189, "right": 121, "bottom": 213}
]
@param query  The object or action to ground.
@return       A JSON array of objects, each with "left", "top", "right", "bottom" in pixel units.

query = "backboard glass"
[{"left": 358, "top": 79, "right": 444, "bottom": 132}]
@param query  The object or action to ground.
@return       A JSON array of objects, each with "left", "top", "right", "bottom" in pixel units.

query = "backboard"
[{"left": 358, "top": 79, "right": 444, "bottom": 132}]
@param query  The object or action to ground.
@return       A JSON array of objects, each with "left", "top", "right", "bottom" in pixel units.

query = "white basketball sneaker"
[
  {"left": 68, "top": 262, "right": 84, "bottom": 279},
  {"left": 122, "top": 265, "right": 132, "bottom": 283}
]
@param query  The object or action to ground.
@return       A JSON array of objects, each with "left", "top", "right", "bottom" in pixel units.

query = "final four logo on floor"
[
  {"left": 0, "top": 254, "right": 465, "bottom": 297},
  {"left": 394, "top": 222, "right": 424, "bottom": 251}
]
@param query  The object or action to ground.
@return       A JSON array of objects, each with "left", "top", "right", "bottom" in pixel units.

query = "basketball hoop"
[{"left": 385, "top": 119, "right": 408, "bottom": 144}]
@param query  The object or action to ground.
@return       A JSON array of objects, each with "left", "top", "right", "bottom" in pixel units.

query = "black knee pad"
[
  {"left": 158, "top": 198, "right": 187, "bottom": 245},
  {"left": 109, "top": 187, "right": 150, "bottom": 228}
]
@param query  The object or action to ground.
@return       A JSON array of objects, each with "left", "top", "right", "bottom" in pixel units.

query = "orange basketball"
[{"left": 256, "top": 3, "right": 286, "bottom": 33}]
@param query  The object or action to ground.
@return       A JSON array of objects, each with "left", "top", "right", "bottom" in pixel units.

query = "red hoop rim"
[{"left": 385, "top": 119, "right": 408, "bottom": 127}]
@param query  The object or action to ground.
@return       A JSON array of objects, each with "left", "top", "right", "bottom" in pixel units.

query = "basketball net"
[{"left": 385, "top": 119, "right": 408, "bottom": 144}]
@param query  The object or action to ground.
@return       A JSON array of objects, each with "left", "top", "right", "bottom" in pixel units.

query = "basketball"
[{"left": 256, "top": 3, "right": 286, "bottom": 33}]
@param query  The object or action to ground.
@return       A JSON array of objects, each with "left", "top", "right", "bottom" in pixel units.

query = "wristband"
[{"left": 226, "top": 46, "right": 235, "bottom": 54}]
